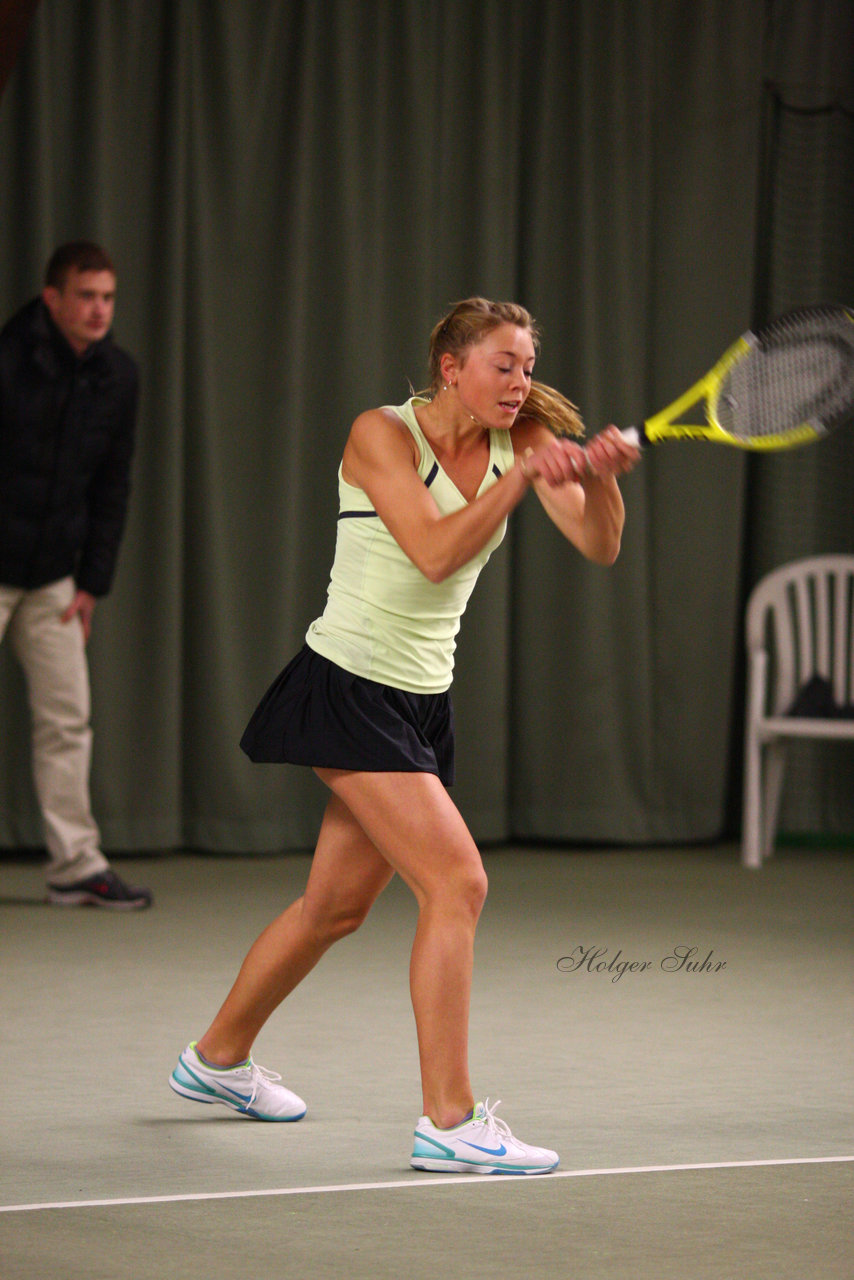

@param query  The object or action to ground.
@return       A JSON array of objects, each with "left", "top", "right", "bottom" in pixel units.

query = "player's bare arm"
[
  {"left": 512, "top": 420, "right": 639, "bottom": 566},
  {"left": 342, "top": 408, "right": 530, "bottom": 583}
]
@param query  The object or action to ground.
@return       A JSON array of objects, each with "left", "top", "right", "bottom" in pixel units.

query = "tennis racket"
[{"left": 621, "top": 304, "right": 854, "bottom": 452}]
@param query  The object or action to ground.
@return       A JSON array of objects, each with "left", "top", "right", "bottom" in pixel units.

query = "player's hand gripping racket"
[{"left": 620, "top": 304, "right": 854, "bottom": 453}]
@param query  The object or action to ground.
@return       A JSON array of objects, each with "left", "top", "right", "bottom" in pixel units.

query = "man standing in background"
[{"left": 0, "top": 241, "right": 151, "bottom": 909}]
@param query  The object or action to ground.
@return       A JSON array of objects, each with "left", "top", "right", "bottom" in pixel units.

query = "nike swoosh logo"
[
  {"left": 220, "top": 1086, "right": 252, "bottom": 1103},
  {"left": 463, "top": 1141, "right": 507, "bottom": 1157},
  {"left": 195, "top": 1075, "right": 251, "bottom": 1104}
]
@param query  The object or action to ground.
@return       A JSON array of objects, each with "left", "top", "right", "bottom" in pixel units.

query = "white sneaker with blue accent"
[
  {"left": 169, "top": 1042, "right": 306, "bottom": 1121},
  {"left": 411, "top": 1099, "right": 558, "bottom": 1174}
]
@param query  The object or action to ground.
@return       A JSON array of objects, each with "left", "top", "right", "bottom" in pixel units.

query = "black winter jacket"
[{"left": 0, "top": 298, "right": 138, "bottom": 597}]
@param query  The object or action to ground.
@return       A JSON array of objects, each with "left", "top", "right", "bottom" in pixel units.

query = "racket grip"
[{"left": 621, "top": 427, "right": 642, "bottom": 449}]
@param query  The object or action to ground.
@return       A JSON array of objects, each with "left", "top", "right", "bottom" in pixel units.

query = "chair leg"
[
  {"left": 742, "top": 728, "right": 764, "bottom": 869},
  {"left": 762, "top": 741, "right": 786, "bottom": 862}
]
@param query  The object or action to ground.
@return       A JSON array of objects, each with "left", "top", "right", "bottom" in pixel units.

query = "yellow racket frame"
[{"left": 641, "top": 334, "right": 825, "bottom": 451}]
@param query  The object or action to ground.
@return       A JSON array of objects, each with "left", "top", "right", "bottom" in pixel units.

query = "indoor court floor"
[{"left": 1, "top": 844, "right": 852, "bottom": 1279}]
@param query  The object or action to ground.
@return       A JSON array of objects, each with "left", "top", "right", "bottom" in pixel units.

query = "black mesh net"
[{"left": 744, "top": 89, "right": 854, "bottom": 840}]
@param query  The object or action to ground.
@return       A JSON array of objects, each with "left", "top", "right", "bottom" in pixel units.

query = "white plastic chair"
[{"left": 742, "top": 554, "right": 854, "bottom": 868}]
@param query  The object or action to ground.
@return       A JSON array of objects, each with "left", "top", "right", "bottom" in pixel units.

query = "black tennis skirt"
[{"left": 240, "top": 645, "right": 455, "bottom": 785}]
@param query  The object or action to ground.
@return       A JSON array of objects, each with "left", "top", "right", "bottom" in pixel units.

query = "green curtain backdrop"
[{"left": 1, "top": 0, "right": 852, "bottom": 854}]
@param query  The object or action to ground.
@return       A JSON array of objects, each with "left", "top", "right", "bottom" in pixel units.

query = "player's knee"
[
  {"left": 327, "top": 901, "right": 373, "bottom": 941},
  {"left": 452, "top": 863, "right": 488, "bottom": 921},
  {"left": 306, "top": 896, "right": 373, "bottom": 944}
]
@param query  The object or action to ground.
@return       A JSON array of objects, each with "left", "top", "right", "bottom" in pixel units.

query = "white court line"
[{"left": 2, "top": 1154, "right": 852, "bottom": 1214}]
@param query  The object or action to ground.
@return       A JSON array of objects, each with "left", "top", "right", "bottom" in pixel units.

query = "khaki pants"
[{"left": 0, "top": 577, "right": 109, "bottom": 885}]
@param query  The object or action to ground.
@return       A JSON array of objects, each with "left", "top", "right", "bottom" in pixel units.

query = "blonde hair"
[{"left": 422, "top": 296, "right": 584, "bottom": 438}]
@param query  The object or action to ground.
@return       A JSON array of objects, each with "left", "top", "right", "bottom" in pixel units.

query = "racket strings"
[{"left": 715, "top": 306, "right": 854, "bottom": 441}]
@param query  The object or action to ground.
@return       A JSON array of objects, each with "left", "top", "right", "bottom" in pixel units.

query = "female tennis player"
[{"left": 169, "top": 297, "right": 640, "bottom": 1173}]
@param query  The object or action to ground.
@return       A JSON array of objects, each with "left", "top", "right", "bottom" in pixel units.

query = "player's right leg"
[{"left": 169, "top": 791, "right": 394, "bottom": 1118}]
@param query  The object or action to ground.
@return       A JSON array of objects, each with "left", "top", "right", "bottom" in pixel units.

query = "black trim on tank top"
[{"left": 339, "top": 457, "right": 501, "bottom": 518}]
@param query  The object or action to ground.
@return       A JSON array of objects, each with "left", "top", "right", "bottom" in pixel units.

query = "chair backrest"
[{"left": 745, "top": 555, "right": 854, "bottom": 716}]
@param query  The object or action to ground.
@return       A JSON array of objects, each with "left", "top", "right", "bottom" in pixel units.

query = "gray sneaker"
[{"left": 47, "top": 869, "right": 152, "bottom": 910}]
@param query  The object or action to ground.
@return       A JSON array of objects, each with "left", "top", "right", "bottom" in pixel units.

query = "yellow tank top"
[{"left": 305, "top": 397, "right": 515, "bottom": 693}]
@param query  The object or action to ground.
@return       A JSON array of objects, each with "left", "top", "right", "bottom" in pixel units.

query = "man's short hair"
[{"left": 45, "top": 241, "right": 116, "bottom": 290}]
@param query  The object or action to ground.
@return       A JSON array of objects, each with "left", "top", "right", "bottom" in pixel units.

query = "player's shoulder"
[
  {"left": 345, "top": 406, "right": 419, "bottom": 480},
  {"left": 352, "top": 403, "right": 405, "bottom": 429},
  {"left": 349, "top": 405, "right": 412, "bottom": 449}
]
